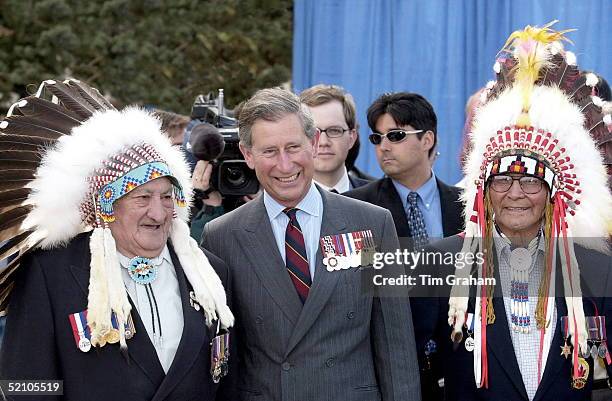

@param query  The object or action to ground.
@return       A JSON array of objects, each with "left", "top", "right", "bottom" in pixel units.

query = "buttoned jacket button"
[
  {"left": 255, "top": 316, "right": 263, "bottom": 324},
  {"left": 325, "top": 358, "right": 335, "bottom": 367},
  {"left": 281, "top": 362, "right": 291, "bottom": 371},
  {"left": 347, "top": 311, "right": 355, "bottom": 319}
]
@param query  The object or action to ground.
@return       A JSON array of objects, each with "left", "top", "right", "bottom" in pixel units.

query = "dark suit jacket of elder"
[
  {"left": 0, "top": 232, "right": 233, "bottom": 401},
  {"left": 425, "top": 234, "right": 612, "bottom": 401},
  {"left": 202, "top": 187, "right": 421, "bottom": 401}
]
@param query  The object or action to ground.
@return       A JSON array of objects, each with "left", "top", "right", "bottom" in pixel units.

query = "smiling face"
[
  {"left": 109, "top": 177, "right": 174, "bottom": 258},
  {"left": 488, "top": 173, "right": 549, "bottom": 241},
  {"left": 240, "top": 113, "right": 319, "bottom": 208},
  {"left": 308, "top": 100, "right": 357, "bottom": 176}
]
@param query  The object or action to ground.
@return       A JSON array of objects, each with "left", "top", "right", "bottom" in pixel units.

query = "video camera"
[{"left": 185, "top": 89, "right": 259, "bottom": 197}]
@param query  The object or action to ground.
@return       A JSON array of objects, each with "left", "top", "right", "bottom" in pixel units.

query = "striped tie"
[{"left": 283, "top": 208, "right": 311, "bottom": 303}]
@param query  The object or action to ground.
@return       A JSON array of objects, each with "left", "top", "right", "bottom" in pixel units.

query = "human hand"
[{"left": 192, "top": 160, "right": 222, "bottom": 206}]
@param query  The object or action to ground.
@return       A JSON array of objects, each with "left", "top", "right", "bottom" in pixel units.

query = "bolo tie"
[{"left": 126, "top": 256, "right": 163, "bottom": 346}]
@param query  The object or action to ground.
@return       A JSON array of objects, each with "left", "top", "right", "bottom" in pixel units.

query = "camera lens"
[{"left": 225, "top": 166, "right": 247, "bottom": 187}]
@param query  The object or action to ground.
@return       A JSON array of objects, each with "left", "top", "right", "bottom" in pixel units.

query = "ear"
[
  {"left": 348, "top": 128, "right": 358, "bottom": 149},
  {"left": 239, "top": 143, "right": 255, "bottom": 169},
  {"left": 421, "top": 130, "right": 435, "bottom": 153},
  {"left": 311, "top": 128, "right": 321, "bottom": 158}
]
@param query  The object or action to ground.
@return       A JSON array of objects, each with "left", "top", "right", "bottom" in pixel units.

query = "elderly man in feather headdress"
[
  {"left": 418, "top": 23, "right": 612, "bottom": 400},
  {"left": 0, "top": 79, "right": 234, "bottom": 400}
]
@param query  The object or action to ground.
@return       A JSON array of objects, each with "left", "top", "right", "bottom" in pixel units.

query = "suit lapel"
[
  {"left": 284, "top": 190, "right": 346, "bottom": 356},
  {"left": 532, "top": 298, "right": 567, "bottom": 401},
  {"left": 240, "top": 196, "right": 303, "bottom": 324},
  {"left": 377, "top": 177, "right": 410, "bottom": 237},
  {"left": 437, "top": 179, "right": 463, "bottom": 237},
  {"left": 152, "top": 245, "right": 208, "bottom": 401}
]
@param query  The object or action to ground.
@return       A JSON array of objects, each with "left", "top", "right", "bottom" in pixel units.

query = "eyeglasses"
[
  {"left": 368, "top": 129, "right": 423, "bottom": 145},
  {"left": 319, "top": 126, "right": 349, "bottom": 138},
  {"left": 488, "top": 175, "right": 545, "bottom": 194}
]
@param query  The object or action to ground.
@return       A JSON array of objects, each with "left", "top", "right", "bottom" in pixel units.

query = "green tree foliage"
[{"left": 0, "top": 0, "right": 292, "bottom": 114}]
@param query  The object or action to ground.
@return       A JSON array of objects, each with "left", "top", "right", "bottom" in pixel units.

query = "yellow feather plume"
[{"left": 498, "top": 20, "right": 575, "bottom": 127}]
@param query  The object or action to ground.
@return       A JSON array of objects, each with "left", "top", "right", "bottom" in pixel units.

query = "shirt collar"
[
  {"left": 314, "top": 166, "right": 350, "bottom": 193},
  {"left": 118, "top": 245, "right": 171, "bottom": 268},
  {"left": 264, "top": 181, "right": 322, "bottom": 221},
  {"left": 492, "top": 226, "right": 546, "bottom": 255},
  {"left": 391, "top": 170, "right": 437, "bottom": 210}
]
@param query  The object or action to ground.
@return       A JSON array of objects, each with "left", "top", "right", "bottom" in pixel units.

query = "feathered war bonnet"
[
  {"left": 447, "top": 22, "right": 612, "bottom": 388},
  {"left": 0, "top": 79, "right": 233, "bottom": 350}
]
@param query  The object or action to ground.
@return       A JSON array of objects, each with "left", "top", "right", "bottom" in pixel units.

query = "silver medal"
[
  {"left": 590, "top": 344, "right": 598, "bottom": 359},
  {"left": 580, "top": 345, "right": 591, "bottom": 359},
  {"left": 78, "top": 337, "right": 91, "bottom": 352},
  {"left": 464, "top": 336, "right": 475, "bottom": 352},
  {"left": 598, "top": 344, "right": 608, "bottom": 359}
]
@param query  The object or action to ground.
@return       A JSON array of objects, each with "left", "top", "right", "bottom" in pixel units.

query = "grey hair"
[{"left": 238, "top": 87, "right": 316, "bottom": 147}]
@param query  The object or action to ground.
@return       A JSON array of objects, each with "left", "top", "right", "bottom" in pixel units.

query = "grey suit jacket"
[{"left": 203, "top": 186, "right": 421, "bottom": 401}]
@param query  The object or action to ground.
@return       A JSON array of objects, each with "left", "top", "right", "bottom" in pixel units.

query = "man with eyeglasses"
[
  {"left": 300, "top": 84, "right": 371, "bottom": 193},
  {"left": 421, "top": 24, "right": 612, "bottom": 401},
  {"left": 346, "top": 91, "right": 464, "bottom": 401}
]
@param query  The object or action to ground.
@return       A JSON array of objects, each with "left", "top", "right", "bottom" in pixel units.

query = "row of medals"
[
  {"left": 78, "top": 315, "right": 135, "bottom": 353},
  {"left": 561, "top": 337, "right": 608, "bottom": 361}
]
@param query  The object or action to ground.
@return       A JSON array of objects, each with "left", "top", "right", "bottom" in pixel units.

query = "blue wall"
[{"left": 293, "top": 0, "right": 611, "bottom": 184}]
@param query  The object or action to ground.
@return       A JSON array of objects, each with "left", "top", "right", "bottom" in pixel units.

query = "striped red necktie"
[{"left": 283, "top": 208, "right": 311, "bottom": 303}]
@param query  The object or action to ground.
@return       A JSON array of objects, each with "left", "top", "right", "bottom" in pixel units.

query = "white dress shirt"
[
  {"left": 264, "top": 182, "right": 323, "bottom": 280},
  {"left": 314, "top": 166, "right": 351, "bottom": 193},
  {"left": 119, "top": 245, "right": 184, "bottom": 373}
]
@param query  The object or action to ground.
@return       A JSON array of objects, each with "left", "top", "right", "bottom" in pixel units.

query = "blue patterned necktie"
[{"left": 407, "top": 192, "right": 429, "bottom": 251}]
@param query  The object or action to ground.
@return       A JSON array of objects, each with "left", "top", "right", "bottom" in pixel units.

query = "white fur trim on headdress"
[{"left": 22, "top": 107, "right": 193, "bottom": 248}]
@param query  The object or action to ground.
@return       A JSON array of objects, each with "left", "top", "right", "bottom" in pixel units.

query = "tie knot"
[
  {"left": 408, "top": 192, "right": 419, "bottom": 206},
  {"left": 283, "top": 207, "right": 299, "bottom": 222}
]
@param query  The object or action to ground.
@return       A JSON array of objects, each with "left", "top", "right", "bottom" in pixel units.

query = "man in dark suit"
[
  {"left": 425, "top": 235, "right": 612, "bottom": 401},
  {"left": 203, "top": 87, "right": 421, "bottom": 401},
  {"left": 1, "top": 232, "right": 232, "bottom": 401},
  {"left": 345, "top": 92, "right": 463, "bottom": 242},
  {"left": 345, "top": 92, "right": 463, "bottom": 400},
  {"left": 429, "top": 23, "right": 612, "bottom": 400},
  {"left": 0, "top": 95, "right": 233, "bottom": 400},
  {"left": 300, "top": 84, "right": 371, "bottom": 193}
]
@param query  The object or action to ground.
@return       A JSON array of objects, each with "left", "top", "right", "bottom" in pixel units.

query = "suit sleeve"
[
  {"left": 370, "top": 211, "right": 422, "bottom": 401},
  {"left": 0, "top": 253, "right": 60, "bottom": 400},
  {"left": 201, "top": 222, "right": 218, "bottom": 257}
]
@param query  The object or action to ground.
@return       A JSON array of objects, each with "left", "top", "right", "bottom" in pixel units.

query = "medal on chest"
[{"left": 210, "top": 320, "right": 230, "bottom": 383}]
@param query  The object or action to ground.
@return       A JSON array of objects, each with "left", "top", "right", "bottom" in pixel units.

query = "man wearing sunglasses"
[
  {"left": 300, "top": 84, "right": 371, "bottom": 193},
  {"left": 346, "top": 92, "right": 464, "bottom": 401}
]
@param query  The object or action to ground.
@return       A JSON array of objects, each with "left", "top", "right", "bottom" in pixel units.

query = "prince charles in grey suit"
[{"left": 203, "top": 88, "right": 421, "bottom": 401}]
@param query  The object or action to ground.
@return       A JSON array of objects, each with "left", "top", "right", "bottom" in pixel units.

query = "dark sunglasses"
[{"left": 368, "top": 129, "right": 423, "bottom": 145}]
